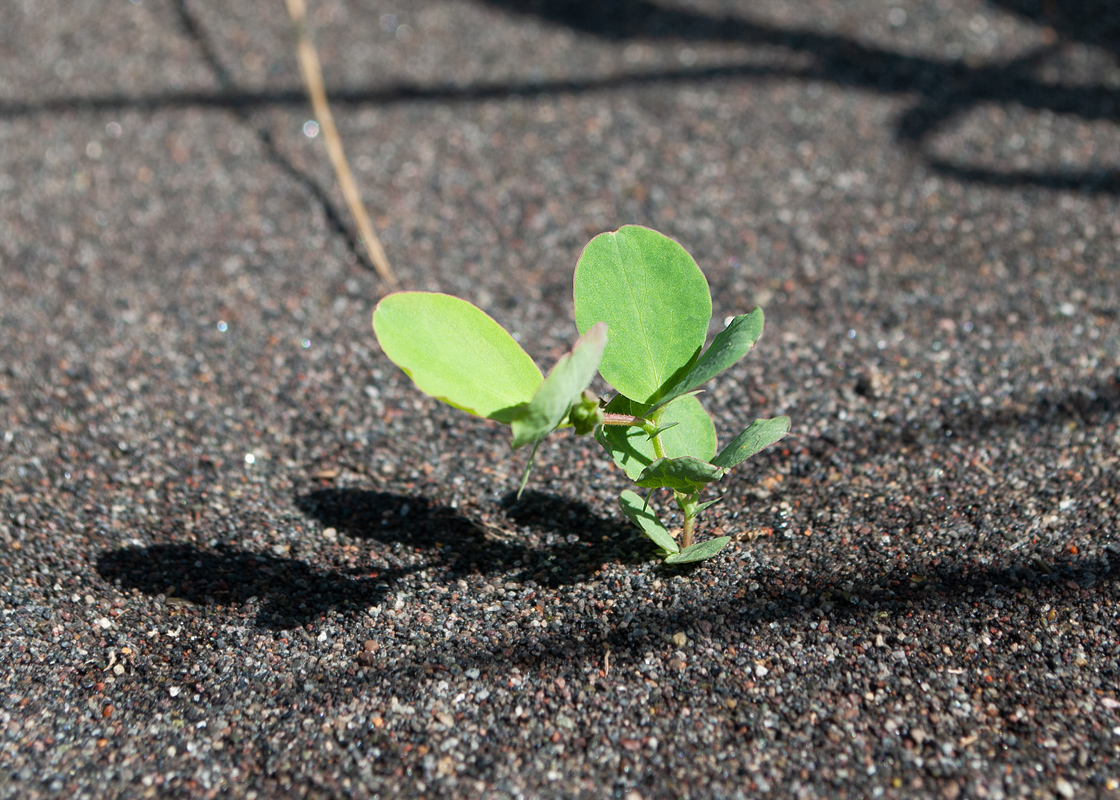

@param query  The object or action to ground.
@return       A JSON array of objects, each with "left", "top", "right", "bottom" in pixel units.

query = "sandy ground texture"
[{"left": 3, "top": 0, "right": 1120, "bottom": 798}]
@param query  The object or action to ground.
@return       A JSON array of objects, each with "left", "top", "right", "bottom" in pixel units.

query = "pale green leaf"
[
  {"left": 711, "top": 416, "right": 791, "bottom": 469},
  {"left": 372, "top": 292, "right": 542, "bottom": 424},
  {"left": 663, "top": 536, "right": 732, "bottom": 564},
  {"left": 646, "top": 309, "right": 764, "bottom": 415},
  {"left": 573, "top": 226, "right": 712, "bottom": 405},
  {"left": 511, "top": 323, "right": 607, "bottom": 449},
  {"left": 619, "top": 489, "right": 679, "bottom": 554}
]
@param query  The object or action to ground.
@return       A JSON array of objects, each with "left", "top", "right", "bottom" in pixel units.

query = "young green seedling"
[
  {"left": 574, "top": 225, "right": 789, "bottom": 563},
  {"left": 371, "top": 225, "right": 790, "bottom": 563}
]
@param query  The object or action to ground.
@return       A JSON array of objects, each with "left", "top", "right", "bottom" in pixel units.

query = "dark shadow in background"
[
  {"left": 481, "top": 0, "right": 1120, "bottom": 192},
  {"left": 990, "top": 0, "right": 1120, "bottom": 55},
  {"left": 3, "top": 0, "right": 1117, "bottom": 193},
  {"left": 174, "top": 0, "right": 368, "bottom": 270},
  {"left": 804, "top": 373, "right": 1120, "bottom": 466}
]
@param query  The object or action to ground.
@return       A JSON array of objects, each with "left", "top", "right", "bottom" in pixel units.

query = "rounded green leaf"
[
  {"left": 573, "top": 226, "right": 712, "bottom": 405},
  {"left": 635, "top": 457, "right": 726, "bottom": 493},
  {"left": 595, "top": 394, "right": 717, "bottom": 481},
  {"left": 372, "top": 292, "right": 542, "bottom": 424}
]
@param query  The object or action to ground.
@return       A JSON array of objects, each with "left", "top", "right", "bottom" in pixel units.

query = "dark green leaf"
[
  {"left": 619, "top": 490, "right": 678, "bottom": 554},
  {"left": 646, "top": 309, "right": 764, "bottom": 415},
  {"left": 711, "top": 416, "right": 791, "bottom": 469},
  {"left": 635, "top": 457, "right": 726, "bottom": 492},
  {"left": 694, "top": 497, "right": 723, "bottom": 515},
  {"left": 645, "top": 422, "right": 680, "bottom": 439},
  {"left": 663, "top": 536, "right": 732, "bottom": 564}
]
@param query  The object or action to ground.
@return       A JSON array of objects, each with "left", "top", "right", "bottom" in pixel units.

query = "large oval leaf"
[
  {"left": 573, "top": 226, "right": 712, "bottom": 405},
  {"left": 595, "top": 394, "right": 716, "bottom": 481},
  {"left": 372, "top": 292, "right": 542, "bottom": 424}
]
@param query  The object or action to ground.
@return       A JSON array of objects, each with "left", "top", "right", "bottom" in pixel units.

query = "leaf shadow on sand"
[
  {"left": 294, "top": 488, "right": 648, "bottom": 587},
  {"left": 95, "top": 488, "right": 649, "bottom": 629},
  {"left": 401, "top": 549, "right": 1116, "bottom": 697},
  {"left": 95, "top": 543, "right": 415, "bottom": 631}
]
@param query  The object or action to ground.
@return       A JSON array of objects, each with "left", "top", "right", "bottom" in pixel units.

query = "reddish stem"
[{"left": 600, "top": 413, "right": 646, "bottom": 427}]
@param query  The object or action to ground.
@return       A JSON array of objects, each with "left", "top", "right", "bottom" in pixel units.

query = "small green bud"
[{"left": 568, "top": 390, "right": 604, "bottom": 435}]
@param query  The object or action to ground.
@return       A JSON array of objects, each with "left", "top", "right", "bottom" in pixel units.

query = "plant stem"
[
  {"left": 681, "top": 512, "right": 695, "bottom": 549},
  {"left": 643, "top": 410, "right": 667, "bottom": 460},
  {"left": 600, "top": 413, "right": 647, "bottom": 427}
]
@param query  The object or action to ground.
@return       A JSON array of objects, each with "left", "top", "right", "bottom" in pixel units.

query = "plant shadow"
[
  {"left": 294, "top": 487, "right": 648, "bottom": 588},
  {"left": 95, "top": 543, "right": 412, "bottom": 630},
  {"left": 403, "top": 547, "right": 1116, "bottom": 684},
  {"left": 92, "top": 488, "right": 659, "bottom": 631}
]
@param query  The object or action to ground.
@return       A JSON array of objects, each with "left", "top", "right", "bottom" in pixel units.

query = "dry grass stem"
[{"left": 284, "top": 0, "right": 399, "bottom": 290}]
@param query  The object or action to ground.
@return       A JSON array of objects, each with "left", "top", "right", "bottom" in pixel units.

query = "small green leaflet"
[
  {"left": 645, "top": 309, "right": 764, "bottom": 416},
  {"left": 711, "top": 416, "right": 791, "bottom": 469},
  {"left": 635, "top": 456, "right": 727, "bottom": 493},
  {"left": 663, "top": 536, "right": 732, "bottom": 565},
  {"left": 511, "top": 323, "right": 607, "bottom": 449},
  {"left": 619, "top": 489, "right": 678, "bottom": 554},
  {"left": 372, "top": 292, "right": 542, "bottom": 424},
  {"left": 693, "top": 497, "right": 722, "bottom": 515}
]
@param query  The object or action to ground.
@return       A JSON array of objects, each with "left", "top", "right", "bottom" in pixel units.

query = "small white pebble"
[
  {"left": 96, "top": 617, "right": 112, "bottom": 629},
  {"left": 169, "top": 687, "right": 181, "bottom": 697}
]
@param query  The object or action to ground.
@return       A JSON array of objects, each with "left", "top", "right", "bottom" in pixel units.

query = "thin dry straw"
[{"left": 284, "top": 0, "right": 400, "bottom": 290}]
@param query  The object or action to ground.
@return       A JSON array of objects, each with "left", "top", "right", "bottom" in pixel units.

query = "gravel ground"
[{"left": 3, "top": 1, "right": 1120, "bottom": 798}]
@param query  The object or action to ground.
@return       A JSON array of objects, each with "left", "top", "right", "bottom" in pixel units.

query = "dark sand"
[{"left": 2, "top": 1, "right": 1120, "bottom": 797}]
